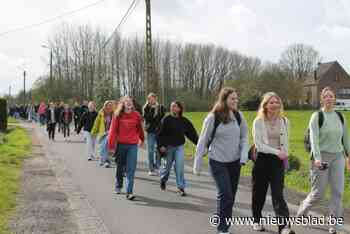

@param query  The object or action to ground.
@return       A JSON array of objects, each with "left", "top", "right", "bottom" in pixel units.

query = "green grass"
[
  {"left": 7, "top": 117, "right": 18, "bottom": 124},
  {"left": 184, "top": 111, "right": 350, "bottom": 207},
  {"left": 0, "top": 127, "right": 31, "bottom": 234}
]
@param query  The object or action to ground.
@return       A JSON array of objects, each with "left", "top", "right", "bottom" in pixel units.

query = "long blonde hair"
[
  {"left": 114, "top": 96, "right": 134, "bottom": 117},
  {"left": 102, "top": 100, "right": 114, "bottom": 115},
  {"left": 320, "top": 86, "right": 336, "bottom": 107},
  {"left": 256, "top": 92, "right": 284, "bottom": 120}
]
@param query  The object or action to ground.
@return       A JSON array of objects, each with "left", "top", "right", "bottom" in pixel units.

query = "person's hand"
[
  {"left": 138, "top": 140, "right": 144, "bottom": 147},
  {"left": 277, "top": 151, "right": 288, "bottom": 160},
  {"left": 314, "top": 159, "right": 322, "bottom": 168},
  {"left": 159, "top": 146, "right": 166, "bottom": 153}
]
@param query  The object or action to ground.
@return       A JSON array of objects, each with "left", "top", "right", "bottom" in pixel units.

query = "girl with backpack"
[
  {"left": 91, "top": 100, "right": 114, "bottom": 168},
  {"left": 297, "top": 87, "right": 350, "bottom": 234},
  {"left": 193, "top": 87, "right": 249, "bottom": 234},
  {"left": 108, "top": 96, "right": 144, "bottom": 200},
  {"left": 251, "top": 92, "right": 295, "bottom": 234},
  {"left": 157, "top": 101, "right": 198, "bottom": 197}
]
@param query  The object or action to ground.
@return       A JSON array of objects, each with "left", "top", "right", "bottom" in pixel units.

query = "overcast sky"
[{"left": 1, "top": 0, "right": 350, "bottom": 96}]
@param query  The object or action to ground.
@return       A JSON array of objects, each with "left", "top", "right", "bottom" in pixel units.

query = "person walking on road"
[
  {"left": 46, "top": 102, "right": 60, "bottom": 141},
  {"left": 38, "top": 101, "right": 47, "bottom": 125},
  {"left": 91, "top": 100, "right": 114, "bottom": 168},
  {"left": 108, "top": 96, "right": 145, "bottom": 200},
  {"left": 297, "top": 87, "right": 350, "bottom": 234},
  {"left": 60, "top": 104, "right": 73, "bottom": 140},
  {"left": 194, "top": 87, "right": 248, "bottom": 234},
  {"left": 157, "top": 101, "right": 198, "bottom": 197},
  {"left": 251, "top": 92, "right": 295, "bottom": 234},
  {"left": 143, "top": 93, "right": 166, "bottom": 176},
  {"left": 73, "top": 102, "right": 82, "bottom": 133},
  {"left": 77, "top": 101, "right": 98, "bottom": 161}
]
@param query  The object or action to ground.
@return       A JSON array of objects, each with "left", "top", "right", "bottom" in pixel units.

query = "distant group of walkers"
[{"left": 25, "top": 85, "right": 350, "bottom": 234}]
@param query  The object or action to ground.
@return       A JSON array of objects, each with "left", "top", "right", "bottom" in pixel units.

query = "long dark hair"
[
  {"left": 211, "top": 87, "right": 237, "bottom": 124},
  {"left": 172, "top": 101, "right": 184, "bottom": 117}
]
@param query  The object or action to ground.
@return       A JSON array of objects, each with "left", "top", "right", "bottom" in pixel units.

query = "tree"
[{"left": 279, "top": 43, "right": 321, "bottom": 80}]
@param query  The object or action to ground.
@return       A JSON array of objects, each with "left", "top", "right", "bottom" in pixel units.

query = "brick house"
[{"left": 303, "top": 61, "right": 350, "bottom": 107}]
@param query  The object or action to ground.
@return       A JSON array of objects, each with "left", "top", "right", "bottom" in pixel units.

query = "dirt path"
[{"left": 10, "top": 126, "right": 80, "bottom": 234}]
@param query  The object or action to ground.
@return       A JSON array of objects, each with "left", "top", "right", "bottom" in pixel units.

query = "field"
[
  {"left": 0, "top": 124, "right": 31, "bottom": 234},
  {"left": 183, "top": 111, "right": 350, "bottom": 207}
]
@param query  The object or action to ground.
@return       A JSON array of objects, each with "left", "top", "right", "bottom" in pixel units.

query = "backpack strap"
[
  {"left": 207, "top": 113, "right": 221, "bottom": 148},
  {"left": 233, "top": 111, "right": 241, "bottom": 126},
  {"left": 335, "top": 111, "right": 345, "bottom": 125},
  {"left": 318, "top": 111, "right": 324, "bottom": 129}
]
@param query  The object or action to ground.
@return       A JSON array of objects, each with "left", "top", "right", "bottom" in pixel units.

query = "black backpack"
[
  {"left": 304, "top": 111, "right": 345, "bottom": 156},
  {"left": 207, "top": 111, "right": 241, "bottom": 148}
]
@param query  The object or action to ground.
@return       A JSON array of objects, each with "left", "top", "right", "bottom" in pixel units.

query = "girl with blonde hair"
[
  {"left": 297, "top": 87, "right": 350, "bottom": 234},
  {"left": 91, "top": 100, "right": 114, "bottom": 168},
  {"left": 108, "top": 96, "right": 144, "bottom": 200},
  {"left": 251, "top": 92, "right": 295, "bottom": 234}
]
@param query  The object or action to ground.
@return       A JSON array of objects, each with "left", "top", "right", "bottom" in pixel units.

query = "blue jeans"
[
  {"left": 147, "top": 133, "right": 160, "bottom": 171},
  {"left": 160, "top": 145, "right": 185, "bottom": 189},
  {"left": 99, "top": 134, "right": 110, "bottom": 165},
  {"left": 115, "top": 144, "right": 138, "bottom": 194},
  {"left": 209, "top": 159, "right": 241, "bottom": 233}
]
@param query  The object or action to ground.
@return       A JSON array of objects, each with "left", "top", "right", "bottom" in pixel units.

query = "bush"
[
  {"left": 287, "top": 154, "right": 301, "bottom": 172},
  {"left": 0, "top": 98, "right": 7, "bottom": 131}
]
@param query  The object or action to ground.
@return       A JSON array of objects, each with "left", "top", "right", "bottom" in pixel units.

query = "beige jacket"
[{"left": 252, "top": 117, "right": 289, "bottom": 156}]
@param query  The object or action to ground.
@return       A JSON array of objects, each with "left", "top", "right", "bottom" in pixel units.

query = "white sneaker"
[
  {"left": 329, "top": 227, "right": 336, "bottom": 234},
  {"left": 219, "top": 232, "right": 230, "bottom": 234},
  {"left": 148, "top": 171, "right": 158, "bottom": 176},
  {"left": 103, "top": 162, "right": 110, "bottom": 168},
  {"left": 252, "top": 223, "right": 265, "bottom": 231}
]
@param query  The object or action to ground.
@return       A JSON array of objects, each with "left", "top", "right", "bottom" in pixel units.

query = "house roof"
[
  {"left": 304, "top": 61, "right": 347, "bottom": 86},
  {"left": 315, "top": 61, "right": 337, "bottom": 79}
]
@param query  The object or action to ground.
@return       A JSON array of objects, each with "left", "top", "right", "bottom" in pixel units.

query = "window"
[{"left": 337, "top": 88, "right": 350, "bottom": 95}]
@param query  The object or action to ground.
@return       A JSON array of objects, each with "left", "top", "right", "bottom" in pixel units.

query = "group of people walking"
[
  {"left": 34, "top": 86, "right": 349, "bottom": 234},
  {"left": 194, "top": 87, "right": 350, "bottom": 234}
]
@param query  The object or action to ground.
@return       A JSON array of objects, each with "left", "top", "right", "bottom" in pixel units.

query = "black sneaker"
[
  {"left": 178, "top": 188, "right": 186, "bottom": 196},
  {"left": 160, "top": 181, "right": 166, "bottom": 191},
  {"left": 126, "top": 194, "right": 136, "bottom": 200}
]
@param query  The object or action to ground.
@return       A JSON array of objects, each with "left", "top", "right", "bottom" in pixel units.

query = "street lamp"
[{"left": 42, "top": 44, "right": 53, "bottom": 101}]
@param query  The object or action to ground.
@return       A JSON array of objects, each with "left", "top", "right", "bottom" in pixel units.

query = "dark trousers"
[
  {"left": 74, "top": 117, "right": 79, "bottom": 131},
  {"left": 252, "top": 152, "right": 290, "bottom": 232},
  {"left": 63, "top": 123, "right": 70, "bottom": 138},
  {"left": 209, "top": 159, "right": 241, "bottom": 233},
  {"left": 47, "top": 123, "right": 56, "bottom": 140}
]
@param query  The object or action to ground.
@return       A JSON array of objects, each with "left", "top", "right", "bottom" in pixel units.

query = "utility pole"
[
  {"left": 9, "top": 86, "right": 11, "bottom": 97},
  {"left": 145, "top": 0, "right": 158, "bottom": 96},
  {"left": 50, "top": 49, "right": 53, "bottom": 101},
  {"left": 23, "top": 70, "right": 26, "bottom": 106}
]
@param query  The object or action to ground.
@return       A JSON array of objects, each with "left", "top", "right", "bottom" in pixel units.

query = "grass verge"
[{"left": 0, "top": 125, "right": 31, "bottom": 234}]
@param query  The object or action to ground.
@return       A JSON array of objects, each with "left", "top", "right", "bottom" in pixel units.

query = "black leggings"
[{"left": 252, "top": 152, "right": 290, "bottom": 232}]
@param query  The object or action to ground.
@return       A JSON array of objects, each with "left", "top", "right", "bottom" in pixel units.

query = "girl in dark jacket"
[
  {"left": 158, "top": 101, "right": 198, "bottom": 196},
  {"left": 77, "top": 101, "right": 98, "bottom": 161}
]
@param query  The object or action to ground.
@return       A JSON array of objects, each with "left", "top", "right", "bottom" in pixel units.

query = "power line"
[
  {"left": 102, "top": 0, "right": 140, "bottom": 49},
  {"left": 0, "top": 0, "right": 106, "bottom": 37}
]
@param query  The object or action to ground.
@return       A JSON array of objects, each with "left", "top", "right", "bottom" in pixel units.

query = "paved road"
[{"left": 31, "top": 122, "right": 346, "bottom": 234}]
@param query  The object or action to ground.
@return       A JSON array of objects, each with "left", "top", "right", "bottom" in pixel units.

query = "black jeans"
[
  {"left": 209, "top": 159, "right": 241, "bottom": 233},
  {"left": 63, "top": 123, "right": 70, "bottom": 138},
  {"left": 47, "top": 123, "right": 56, "bottom": 140},
  {"left": 252, "top": 152, "right": 290, "bottom": 232}
]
